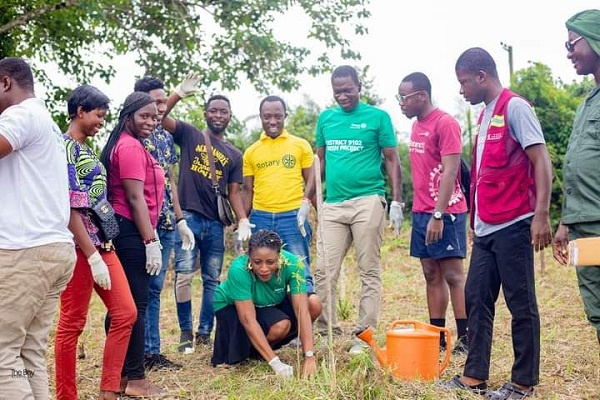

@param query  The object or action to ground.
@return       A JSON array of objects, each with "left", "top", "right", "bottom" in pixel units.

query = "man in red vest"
[{"left": 442, "top": 47, "right": 553, "bottom": 400}]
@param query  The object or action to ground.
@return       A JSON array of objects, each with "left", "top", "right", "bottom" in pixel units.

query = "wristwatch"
[
  {"left": 303, "top": 350, "right": 314, "bottom": 358},
  {"left": 433, "top": 211, "right": 443, "bottom": 221}
]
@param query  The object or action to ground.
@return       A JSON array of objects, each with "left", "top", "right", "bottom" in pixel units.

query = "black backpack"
[{"left": 459, "top": 157, "right": 471, "bottom": 209}]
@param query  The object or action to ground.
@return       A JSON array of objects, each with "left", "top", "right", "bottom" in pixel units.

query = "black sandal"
[
  {"left": 439, "top": 375, "right": 488, "bottom": 395},
  {"left": 486, "top": 382, "right": 534, "bottom": 399}
]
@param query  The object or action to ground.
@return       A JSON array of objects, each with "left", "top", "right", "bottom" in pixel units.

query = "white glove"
[
  {"left": 388, "top": 201, "right": 404, "bottom": 236},
  {"left": 175, "top": 72, "right": 201, "bottom": 98},
  {"left": 297, "top": 198, "right": 311, "bottom": 237},
  {"left": 237, "top": 218, "right": 255, "bottom": 241},
  {"left": 145, "top": 240, "right": 162, "bottom": 276},
  {"left": 154, "top": 230, "right": 162, "bottom": 249},
  {"left": 233, "top": 233, "right": 244, "bottom": 255},
  {"left": 177, "top": 219, "right": 195, "bottom": 251},
  {"left": 268, "top": 356, "right": 293, "bottom": 378},
  {"left": 88, "top": 251, "right": 111, "bottom": 290}
]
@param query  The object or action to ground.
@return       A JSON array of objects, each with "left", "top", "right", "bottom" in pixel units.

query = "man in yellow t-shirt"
[{"left": 242, "top": 95, "right": 322, "bottom": 319}]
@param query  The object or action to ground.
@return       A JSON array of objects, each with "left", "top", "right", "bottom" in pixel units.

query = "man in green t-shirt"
[{"left": 314, "top": 65, "right": 403, "bottom": 354}]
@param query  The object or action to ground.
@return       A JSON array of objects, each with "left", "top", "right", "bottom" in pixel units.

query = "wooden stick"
[{"left": 313, "top": 153, "right": 336, "bottom": 386}]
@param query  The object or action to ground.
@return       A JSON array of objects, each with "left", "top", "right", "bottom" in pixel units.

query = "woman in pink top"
[{"left": 100, "top": 92, "right": 166, "bottom": 398}]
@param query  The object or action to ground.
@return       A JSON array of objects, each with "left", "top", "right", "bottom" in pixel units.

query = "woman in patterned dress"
[{"left": 54, "top": 85, "right": 136, "bottom": 400}]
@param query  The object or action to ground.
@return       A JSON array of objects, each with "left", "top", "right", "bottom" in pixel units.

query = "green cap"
[{"left": 566, "top": 9, "right": 600, "bottom": 57}]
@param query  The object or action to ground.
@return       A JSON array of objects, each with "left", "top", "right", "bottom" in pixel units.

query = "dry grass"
[{"left": 46, "top": 226, "right": 600, "bottom": 399}]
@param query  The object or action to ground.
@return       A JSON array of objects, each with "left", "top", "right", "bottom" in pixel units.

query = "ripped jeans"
[{"left": 173, "top": 210, "right": 225, "bottom": 336}]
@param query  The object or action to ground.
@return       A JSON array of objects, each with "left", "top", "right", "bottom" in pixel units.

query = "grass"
[{"left": 46, "top": 225, "right": 600, "bottom": 399}]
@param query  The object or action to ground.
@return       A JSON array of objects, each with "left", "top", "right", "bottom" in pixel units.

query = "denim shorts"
[{"left": 410, "top": 212, "right": 467, "bottom": 259}]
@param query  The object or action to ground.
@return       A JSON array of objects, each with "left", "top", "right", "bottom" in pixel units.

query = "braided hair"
[
  {"left": 99, "top": 91, "right": 155, "bottom": 176},
  {"left": 247, "top": 230, "right": 283, "bottom": 257}
]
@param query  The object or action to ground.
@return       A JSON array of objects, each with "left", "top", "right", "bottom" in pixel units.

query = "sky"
[{"left": 73, "top": 0, "right": 600, "bottom": 138}]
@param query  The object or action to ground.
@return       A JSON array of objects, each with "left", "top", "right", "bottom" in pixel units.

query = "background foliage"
[
  {"left": 0, "top": 0, "right": 370, "bottom": 122},
  {"left": 2, "top": 3, "right": 598, "bottom": 398},
  {"left": 510, "top": 63, "right": 594, "bottom": 227},
  {"left": 1, "top": 1, "right": 591, "bottom": 225}
]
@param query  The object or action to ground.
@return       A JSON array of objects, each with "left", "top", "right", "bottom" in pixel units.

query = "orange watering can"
[{"left": 356, "top": 320, "right": 451, "bottom": 381}]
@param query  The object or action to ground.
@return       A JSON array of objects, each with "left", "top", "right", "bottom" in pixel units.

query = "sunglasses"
[
  {"left": 395, "top": 90, "right": 424, "bottom": 103},
  {"left": 565, "top": 36, "right": 583, "bottom": 52}
]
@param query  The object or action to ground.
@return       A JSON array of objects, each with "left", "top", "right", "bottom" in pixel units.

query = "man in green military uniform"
[{"left": 553, "top": 8, "right": 600, "bottom": 346}]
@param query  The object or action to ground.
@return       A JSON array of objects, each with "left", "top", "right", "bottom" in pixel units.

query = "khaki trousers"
[
  {"left": 0, "top": 242, "right": 75, "bottom": 400},
  {"left": 315, "top": 194, "right": 385, "bottom": 335}
]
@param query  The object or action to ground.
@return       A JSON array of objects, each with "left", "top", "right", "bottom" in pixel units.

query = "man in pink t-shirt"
[{"left": 398, "top": 72, "right": 469, "bottom": 354}]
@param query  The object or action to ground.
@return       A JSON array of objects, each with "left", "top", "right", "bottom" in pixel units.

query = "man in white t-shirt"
[{"left": 0, "top": 57, "right": 75, "bottom": 399}]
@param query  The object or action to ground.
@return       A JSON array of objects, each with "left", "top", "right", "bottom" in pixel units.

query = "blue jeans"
[
  {"left": 249, "top": 209, "right": 314, "bottom": 293},
  {"left": 174, "top": 211, "right": 225, "bottom": 335},
  {"left": 144, "top": 228, "right": 176, "bottom": 355}
]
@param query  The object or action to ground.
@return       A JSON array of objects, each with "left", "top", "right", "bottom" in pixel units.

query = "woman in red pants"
[{"left": 54, "top": 85, "right": 137, "bottom": 400}]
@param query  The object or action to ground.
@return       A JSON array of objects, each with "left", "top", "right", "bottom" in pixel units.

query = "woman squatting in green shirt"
[{"left": 211, "top": 230, "right": 317, "bottom": 377}]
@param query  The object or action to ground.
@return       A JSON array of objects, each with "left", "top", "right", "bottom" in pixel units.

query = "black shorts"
[{"left": 409, "top": 212, "right": 467, "bottom": 259}]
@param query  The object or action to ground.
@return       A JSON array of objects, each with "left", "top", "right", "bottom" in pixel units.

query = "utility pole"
[
  {"left": 466, "top": 108, "right": 473, "bottom": 163},
  {"left": 500, "top": 42, "right": 514, "bottom": 81}
]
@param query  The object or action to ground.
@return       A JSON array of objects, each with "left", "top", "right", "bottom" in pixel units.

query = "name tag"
[{"left": 490, "top": 115, "right": 505, "bottom": 128}]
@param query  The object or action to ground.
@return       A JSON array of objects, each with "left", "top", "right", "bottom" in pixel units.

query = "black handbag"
[
  {"left": 216, "top": 191, "right": 235, "bottom": 226},
  {"left": 203, "top": 130, "right": 236, "bottom": 226},
  {"left": 90, "top": 198, "right": 120, "bottom": 242}
]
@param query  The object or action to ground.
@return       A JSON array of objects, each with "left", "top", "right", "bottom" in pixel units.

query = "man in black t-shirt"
[{"left": 162, "top": 82, "right": 253, "bottom": 353}]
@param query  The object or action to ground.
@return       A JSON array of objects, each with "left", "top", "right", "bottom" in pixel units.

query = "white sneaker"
[
  {"left": 348, "top": 339, "right": 368, "bottom": 355},
  {"left": 177, "top": 330, "right": 195, "bottom": 355},
  {"left": 348, "top": 344, "right": 365, "bottom": 355}
]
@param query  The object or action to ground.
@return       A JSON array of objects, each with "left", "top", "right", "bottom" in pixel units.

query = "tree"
[
  {"left": 451, "top": 63, "right": 593, "bottom": 226},
  {"left": 509, "top": 62, "right": 591, "bottom": 226},
  {"left": 453, "top": 96, "right": 483, "bottom": 163},
  {"left": 227, "top": 65, "right": 405, "bottom": 205},
  {"left": 397, "top": 141, "right": 412, "bottom": 212},
  {"left": 285, "top": 97, "right": 321, "bottom": 149},
  {"left": 1, "top": 0, "right": 371, "bottom": 119},
  {"left": 228, "top": 64, "right": 379, "bottom": 152}
]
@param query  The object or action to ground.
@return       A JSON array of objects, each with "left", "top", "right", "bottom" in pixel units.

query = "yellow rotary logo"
[{"left": 281, "top": 154, "right": 296, "bottom": 168}]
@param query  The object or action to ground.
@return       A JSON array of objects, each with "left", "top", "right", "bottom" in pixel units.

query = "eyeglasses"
[
  {"left": 395, "top": 91, "right": 424, "bottom": 103},
  {"left": 565, "top": 36, "right": 583, "bottom": 52}
]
